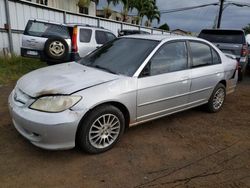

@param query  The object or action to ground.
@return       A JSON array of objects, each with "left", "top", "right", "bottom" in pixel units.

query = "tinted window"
[
  {"left": 149, "top": 42, "right": 188, "bottom": 76},
  {"left": 190, "top": 42, "right": 212, "bottom": 68},
  {"left": 80, "top": 29, "right": 92, "bottom": 43},
  {"left": 24, "top": 21, "right": 70, "bottom": 38},
  {"left": 80, "top": 38, "right": 159, "bottom": 76},
  {"left": 106, "top": 32, "right": 116, "bottom": 42},
  {"left": 212, "top": 49, "right": 221, "bottom": 64},
  {"left": 199, "top": 30, "right": 245, "bottom": 44},
  {"left": 95, "top": 31, "right": 107, "bottom": 44}
]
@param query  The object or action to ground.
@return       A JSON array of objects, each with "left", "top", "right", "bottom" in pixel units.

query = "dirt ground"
[{"left": 0, "top": 77, "right": 250, "bottom": 188}]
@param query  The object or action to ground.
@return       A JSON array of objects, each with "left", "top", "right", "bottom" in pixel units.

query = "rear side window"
[
  {"left": 95, "top": 31, "right": 108, "bottom": 44},
  {"left": 24, "top": 21, "right": 70, "bottom": 39},
  {"left": 199, "top": 30, "right": 245, "bottom": 44},
  {"left": 190, "top": 42, "right": 212, "bottom": 68},
  {"left": 150, "top": 41, "right": 188, "bottom": 76},
  {"left": 80, "top": 29, "right": 92, "bottom": 43}
]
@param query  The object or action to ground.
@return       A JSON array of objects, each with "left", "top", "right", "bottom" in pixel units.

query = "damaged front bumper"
[{"left": 8, "top": 91, "right": 85, "bottom": 150}]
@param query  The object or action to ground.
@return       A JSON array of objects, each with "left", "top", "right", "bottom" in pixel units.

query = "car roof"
[
  {"left": 66, "top": 23, "right": 107, "bottom": 30},
  {"left": 201, "top": 29, "right": 244, "bottom": 32},
  {"left": 30, "top": 19, "right": 110, "bottom": 31},
  {"left": 122, "top": 34, "right": 201, "bottom": 42}
]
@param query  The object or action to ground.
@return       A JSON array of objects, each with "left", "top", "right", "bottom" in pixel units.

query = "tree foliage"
[
  {"left": 159, "top": 23, "right": 169, "bottom": 31},
  {"left": 78, "top": 0, "right": 161, "bottom": 26},
  {"left": 131, "top": 0, "right": 160, "bottom": 25},
  {"left": 78, "top": 0, "right": 91, "bottom": 8},
  {"left": 243, "top": 24, "right": 250, "bottom": 34}
]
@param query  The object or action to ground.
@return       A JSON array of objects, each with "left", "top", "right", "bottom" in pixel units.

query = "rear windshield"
[
  {"left": 199, "top": 30, "right": 245, "bottom": 44},
  {"left": 24, "top": 20, "right": 70, "bottom": 39},
  {"left": 80, "top": 38, "right": 159, "bottom": 76}
]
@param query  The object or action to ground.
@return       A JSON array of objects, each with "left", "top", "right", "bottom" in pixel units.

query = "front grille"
[{"left": 14, "top": 88, "right": 31, "bottom": 106}]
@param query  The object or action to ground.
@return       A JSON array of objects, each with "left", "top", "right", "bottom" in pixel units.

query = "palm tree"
[
  {"left": 120, "top": 0, "right": 134, "bottom": 22},
  {"left": 103, "top": 0, "right": 120, "bottom": 18},
  {"left": 145, "top": 4, "right": 160, "bottom": 27},
  {"left": 107, "top": 0, "right": 120, "bottom": 6},
  {"left": 131, "top": 0, "right": 156, "bottom": 25}
]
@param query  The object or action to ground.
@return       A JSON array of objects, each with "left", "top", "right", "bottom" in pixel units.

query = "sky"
[{"left": 97, "top": 0, "right": 250, "bottom": 33}]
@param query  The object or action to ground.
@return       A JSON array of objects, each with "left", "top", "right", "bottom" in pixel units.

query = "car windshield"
[
  {"left": 80, "top": 38, "right": 159, "bottom": 76},
  {"left": 199, "top": 30, "right": 245, "bottom": 44}
]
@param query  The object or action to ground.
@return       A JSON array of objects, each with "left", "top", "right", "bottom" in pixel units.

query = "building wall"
[{"left": 28, "top": 0, "right": 96, "bottom": 16}]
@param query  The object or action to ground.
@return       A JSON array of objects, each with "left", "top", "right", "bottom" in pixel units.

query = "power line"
[
  {"left": 159, "top": 1, "right": 250, "bottom": 14},
  {"left": 160, "top": 3, "right": 219, "bottom": 14},
  {"left": 226, "top": 1, "right": 250, "bottom": 7}
]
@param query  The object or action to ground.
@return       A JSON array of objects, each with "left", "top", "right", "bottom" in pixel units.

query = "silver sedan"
[{"left": 9, "top": 35, "right": 238, "bottom": 153}]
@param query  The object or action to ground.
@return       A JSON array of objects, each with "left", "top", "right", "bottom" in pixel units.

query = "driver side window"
[{"left": 141, "top": 41, "right": 188, "bottom": 77}]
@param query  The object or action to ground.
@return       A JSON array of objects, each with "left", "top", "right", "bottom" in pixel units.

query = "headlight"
[{"left": 30, "top": 95, "right": 82, "bottom": 112}]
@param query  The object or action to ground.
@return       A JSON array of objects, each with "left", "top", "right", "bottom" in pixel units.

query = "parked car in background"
[
  {"left": 21, "top": 19, "right": 116, "bottom": 65},
  {"left": 118, "top": 29, "right": 150, "bottom": 37},
  {"left": 9, "top": 35, "right": 238, "bottom": 154},
  {"left": 198, "top": 29, "right": 248, "bottom": 80},
  {"left": 246, "top": 34, "right": 250, "bottom": 69}
]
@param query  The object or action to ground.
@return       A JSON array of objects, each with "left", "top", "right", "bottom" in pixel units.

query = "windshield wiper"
[{"left": 91, "top": 65, "right": 118, "bottom": 75}]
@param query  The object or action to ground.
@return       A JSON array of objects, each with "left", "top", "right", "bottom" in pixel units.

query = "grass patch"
[{"left": 0, "top": 56, "right": 47, "bottom": 85}]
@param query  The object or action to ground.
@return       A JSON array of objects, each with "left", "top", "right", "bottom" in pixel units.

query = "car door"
[
  {"left": 78, "top": 28, "right": 95, "bottom": 57},
  {"left": 136, "top": 41, "right": 191, "bottom": 122},
  {"left": 188, "top": 41, "right": 224, "bottom": 106}
]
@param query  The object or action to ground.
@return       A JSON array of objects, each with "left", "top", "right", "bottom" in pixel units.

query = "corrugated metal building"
[{"left": 25, "top": 0, "right": 96, "bottom": 16}]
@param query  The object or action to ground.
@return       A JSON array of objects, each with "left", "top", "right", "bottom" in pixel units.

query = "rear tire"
[
  {"left": 76, "top": 105, "right": 125, "bottom": 154},
  {"left": 206, "top": 83, "right": 226, "bottom": 113}
]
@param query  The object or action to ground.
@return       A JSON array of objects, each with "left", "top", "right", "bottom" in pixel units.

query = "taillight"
[
  {"left": 72, "top": 26, "right": 78, "bottom": 52},
  {"left": 241, "top": 44, "right": 248, "bottom": 57}
]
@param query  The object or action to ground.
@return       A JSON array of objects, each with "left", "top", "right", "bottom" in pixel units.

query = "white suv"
[{"left": 21, "top": 19, "right": 116, "bottom": 65}]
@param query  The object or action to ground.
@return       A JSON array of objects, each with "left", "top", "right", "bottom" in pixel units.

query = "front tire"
[
  {"left": 206, "top": 83, "right": 226, "bottom": 113},
  {"left": 76, "top": 105, "right": 125, "bottom": 154}
]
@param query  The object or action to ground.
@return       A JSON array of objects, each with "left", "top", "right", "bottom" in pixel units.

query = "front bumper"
[{"left": 8, "top": 91, "right": 85, "bottom": 150}]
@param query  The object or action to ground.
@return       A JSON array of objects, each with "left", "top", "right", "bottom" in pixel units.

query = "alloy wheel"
[{"left": 88, "top": 114, "right": 121, "bottom": 149}]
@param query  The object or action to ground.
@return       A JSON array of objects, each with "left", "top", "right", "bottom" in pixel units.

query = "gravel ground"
[{"left": 0, "top": 76, "right": 250, "bottom": 188}]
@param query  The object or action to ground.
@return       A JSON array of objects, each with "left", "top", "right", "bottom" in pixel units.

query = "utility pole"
[{"left": 217, "top": 0, "right": 225, "bottom": 29}]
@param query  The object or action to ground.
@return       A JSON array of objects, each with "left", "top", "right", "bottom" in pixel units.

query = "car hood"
[{"left": 16, "top": 62, "right": 120, "bottom": 97}]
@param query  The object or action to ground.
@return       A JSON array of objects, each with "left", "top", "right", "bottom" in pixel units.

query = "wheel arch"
[
  {"left": 76, "top": 101, "right": 131, "bottom": 137},
  {"left": 219, "top": 80, "right": 227, "bottom": 88}
]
